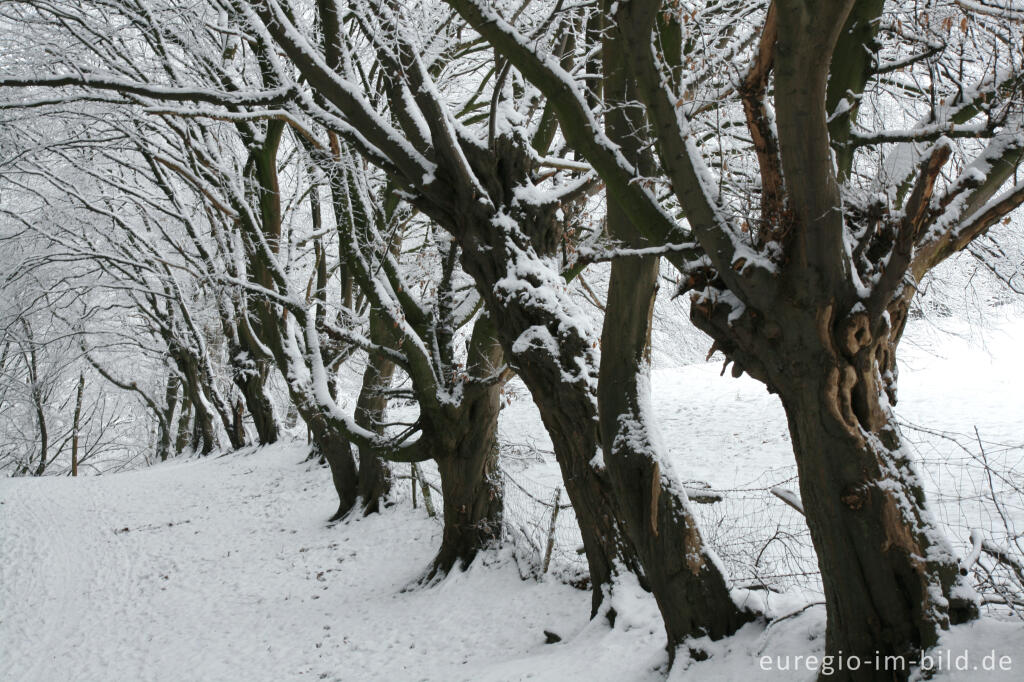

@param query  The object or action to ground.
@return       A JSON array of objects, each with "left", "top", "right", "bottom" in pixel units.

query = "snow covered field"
[{"left": 3, "top": 315, "right": 1023, "bottom": 681}]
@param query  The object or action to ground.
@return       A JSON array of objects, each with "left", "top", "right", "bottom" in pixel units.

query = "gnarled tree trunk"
[
  {"left": 305, "top": 411, "right": 360, "bottom": 521},
  {"left": 231, "top": 336, "right": 279, "bottom": 446},
  {"left": 423, "top": 314, "right": 505, "bottom": 579},
  {"left": 235, "top": 367, "right": 279, "bottom": 445},
  {"left": 692, "top": 294, "right": 976, "bottom": 679},
  {"left": 174, "top": 352, "right": 218, "bottom": 455},
  {"left": 454, "top": 215, "right": 641, "bottom": 613},
  {"left": 428, "top": 420, "right": 502, "bottom": 580}
]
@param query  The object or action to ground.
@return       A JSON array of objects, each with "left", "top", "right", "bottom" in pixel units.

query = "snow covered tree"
[
  {"left": 447, "top": 0, "right": 1024, "bottom": 673},
  {"left": 0, "top": 0, "right": 512, "bottom": 569}
]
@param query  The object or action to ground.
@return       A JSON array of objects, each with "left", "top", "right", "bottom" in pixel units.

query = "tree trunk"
[
  {"left": 219, "top": 394, "right": 248, "bottom": 451},
  {"left": 598, "top": 218, "right": 751, "bottom": 651},
  {"left": 249, "top": 294, "right": 361, "bottom": 522},
  {"left": 692, "top": 297, "right": 976, "bottom": 679},
  {"left": 174, "top": 352, "right": 219, "bottom": 455},
  {"left": 32, "top": 398, "right": 48, "bottom": 476},
  {"left": 71, "top": 373, "right": 85, "bottom": 476},
  {"left": 776, "top": 372, "right": 975, "bottom": 678},
  {"left": 194, "top": 396, "right": 217, "bottom": 455},
  {"left": 455, "top": 236, "right": 640, "bottom": 613},
  {"left": 234, "top": 361, "right": 279, "bottom": 445},
  {"left": 355, "top": 309, "right": 395, "bottom": 515},
  {"left": 159, "top": 374, "right": 180, "bottom": 461},
  {"left": 187, "top": 382, "right": 217, "bottom": 455},
  {"left": 306, "top": 412, "right": 360, "bottom": 522},
  {"left": 428, "top": 423, "right": 502, "bottom": 580},
  {"left": 423, "top": 315, "right": 505, "bottom": 580},
  {"left": 231, "top": 398, "right": 246, "bottom": 449},
  {"left": 175, "top": 392, "right": 192, "bottom": 455},
  {"left": 181, "top": 333, "right": 247, "bottom": 452},
  {"left": 598, "top": 17, "right": 751, "bottom": 651}
]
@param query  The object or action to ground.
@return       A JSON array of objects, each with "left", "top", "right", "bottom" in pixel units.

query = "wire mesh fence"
[
  {"left": 902, "top": 420, "right": 1024, "bottom": 616},
  {"left": 402, "top": 424, "right": 1024, "bottom": 617}
]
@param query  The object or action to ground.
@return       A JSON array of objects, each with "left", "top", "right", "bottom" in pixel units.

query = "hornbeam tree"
[
  {"left": 446, "top": 0, "right": 1024, "bottom": 675},
  {"left": 321, "top": 149, "right": 510, "bottom": 576}
]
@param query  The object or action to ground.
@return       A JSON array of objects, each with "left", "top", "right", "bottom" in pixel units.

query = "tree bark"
[
  {"left": 422, "top": 314, "right": 505, "bottom": 579},
  {"left": 453, "top": 217, "right": 640, "bottom": 613},
  {"left": 32, "top": 398, "right": 48, "bottom": 476},
  {"left": 598, "top": 13, "right": 751, "bottom": 650},
  {"left": 71, "top": 372, "right": 85, "bottom": 476},
  {"left": 239, "top": 372, "right": 278, "bottom": 444},
  {"left": 233, "top": 359, "right": 279, "bottom": 445},
  {"left": 355, "top": 308, "right": 395, "bottom": 515},
  {"left": 427, "top": 418, "right": 502, "bottom": 579},
  {"left": 691, "top": 296, "right": 977, "bottom": 680},
  {"left": 159, "top": 373, "right": 180, "bottom": 461},
  {"left": 174, "top": 353, "right": 218, "bottom": 455},
  {"left": 231, "top": 398, "right": 246, "bottom": 449},
  {"left": 24, "top": 332, "right": 48, "bottom": 477},
  {"left": 779, "top": 385, "right": 973, "bottom": 677},
  {"left": 193, "top": 394, "right": 217, "bottom": 455},
  {"left": 174, "top": 392, "right": 192, "bottom": 455},
  {"left": 306, "top": 411, "right": 360, "bottom": 521}
]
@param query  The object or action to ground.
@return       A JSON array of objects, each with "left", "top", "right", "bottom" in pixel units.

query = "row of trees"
[{"left": 2, "top": 1, "right": 1022, "bottom": 678}]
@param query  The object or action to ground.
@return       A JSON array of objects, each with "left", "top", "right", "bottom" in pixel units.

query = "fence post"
[
  {"left": 542, "top": 487, "right": 562, "bottom": 574},
  {"left": 411, "top": 463, "right": 418, "bottom": 509},
  {"left": 411, "top": 462, "right": 436, "bottom": 518}
]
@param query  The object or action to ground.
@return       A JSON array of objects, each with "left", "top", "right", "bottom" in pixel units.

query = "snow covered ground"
[{"left": 2, "top": 314, "right": 1023, "bottom": 681}]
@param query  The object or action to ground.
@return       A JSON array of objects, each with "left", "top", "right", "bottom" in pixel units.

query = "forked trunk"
[
  {"left": 423, "top": 314, "right": 505, "bottom": 579},
  {"left": 176, "top": 354, "right": 218, "bottom": 455},
  {"left": 235, "top": 365, "right": 279, "bottom": 445}
]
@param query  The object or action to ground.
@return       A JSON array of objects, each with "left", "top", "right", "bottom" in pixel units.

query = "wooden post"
[
  {"left": 410, "top": 463, "right": 418, "bottom": 509},
  {"left": 542, "top": 487, "right": 561, "bottom": 574},
  {"left": 413, "top": 463, "right": 437, "bottom": 519},
  {"left": 71, "top": 373, "right": 85, "bottom": 477}
]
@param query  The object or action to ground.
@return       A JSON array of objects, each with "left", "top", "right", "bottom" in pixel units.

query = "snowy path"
[{"left": 1, "top": 447, "right": 623, "bottom": 681}]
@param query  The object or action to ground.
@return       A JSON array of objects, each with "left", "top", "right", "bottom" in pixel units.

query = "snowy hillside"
[{"left": 3, "top": 316, "right": 1023, "bottom": 681}]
